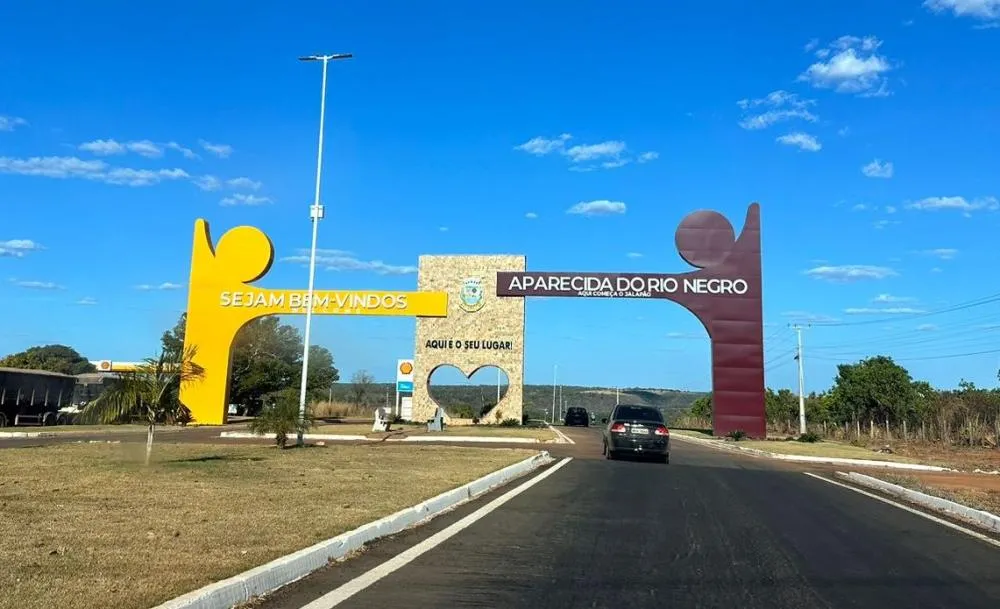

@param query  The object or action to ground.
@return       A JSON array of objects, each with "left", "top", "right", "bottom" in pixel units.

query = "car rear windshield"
[
  {"left": 567, "top": 407, "right": 586, "bottom": 414},
  {"left": 613, "top": 406, "right": 663, "bottom": 422}
]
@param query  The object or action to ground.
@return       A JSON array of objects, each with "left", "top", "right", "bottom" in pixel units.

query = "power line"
[
  {"left": 810, "top": 347, "right": 1000, "bottom": 363},
  {"left": 807, "top": 292, "right": 1000, "bottom": 328}
]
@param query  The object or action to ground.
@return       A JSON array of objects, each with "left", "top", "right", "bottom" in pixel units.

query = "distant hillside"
[{"left": 326, "top": 382, "right": 705, "bottom": 422}]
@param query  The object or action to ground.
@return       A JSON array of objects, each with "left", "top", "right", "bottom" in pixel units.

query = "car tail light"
[
  {"left": 610, "top": 422, "right": 626, "bottom": 433},
  {"left": 654, "top": 425, "right": 670, "bottom": 436}
]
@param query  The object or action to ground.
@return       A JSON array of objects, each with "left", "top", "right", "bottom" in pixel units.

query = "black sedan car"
[
  {"left": 602, "top": 404, "right": 670, "bottom": 463},
  {"left": 564, "top": 406, "right": 589, "bottom": 427}
]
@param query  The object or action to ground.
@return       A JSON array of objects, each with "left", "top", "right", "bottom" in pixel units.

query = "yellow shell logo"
[
  {"left": 399, "top": 361, "right": 413, "bottom": 375},
  {"left": 100, "top": 361, "right": 111, "bottom": 370}
]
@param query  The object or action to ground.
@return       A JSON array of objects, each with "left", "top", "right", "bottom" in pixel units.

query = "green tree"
[
  {"left": 160, "top": 312, "right": 186, "bottom": 359},
  {"left": 306, "top": 345, "right": 339, "bottom": 401},
  {"left": 828, "top": 355, "right": 916, "bottom": 427},
  {"left": 0, "top": 344, "right": 96, "bottom": 375},
  {"left": 765, "top": 387, "right": 798, "bottom": 429},
  {"left": 79, "top": 346, "right": 204, "bottom": 464},
  {"left": 247, "top": 388, "right": 316, "bottom": 448},
  {"left": 689, "top": 394, "right": 712, "bottom": 419},
  {"left": 229, "top": 316, "right": 303, "bottom": 414}
]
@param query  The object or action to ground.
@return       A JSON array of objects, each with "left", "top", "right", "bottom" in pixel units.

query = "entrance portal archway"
[
  {"left": 496, "top": 203, "right": 765, "bottom": 438},
  {"left": 410, "top": 203, "right": 765, "bottom": 438}
]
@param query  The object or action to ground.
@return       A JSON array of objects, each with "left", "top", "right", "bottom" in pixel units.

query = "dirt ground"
[
  {"left": 0, "top": 442, "right": 535, "bottom": 609},
  {"left": 867, "top": 470, "right": 1000, "bottom": 515}
]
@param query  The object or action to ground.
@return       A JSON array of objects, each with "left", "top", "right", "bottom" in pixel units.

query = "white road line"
[
  {"left": 299, "top": 457, "right": 574, "bottom": 609},
  {"left": 549, "top": 424, "right": 575, "bottom": 444},
  {"left": 803, "top": 472, "right": 1000, "bottom": 549}
]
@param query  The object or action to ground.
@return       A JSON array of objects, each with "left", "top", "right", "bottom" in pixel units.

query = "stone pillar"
[{"left": 413, "top": 255, "right": 526, "bottom": 425}]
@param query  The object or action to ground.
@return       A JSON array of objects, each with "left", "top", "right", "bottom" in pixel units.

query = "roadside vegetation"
[
  {"left": 675, "top": 355, "right": 999, "bottom": 471},
  {"left": 0, "top": 442, "right": 535, "bottom": 609}
]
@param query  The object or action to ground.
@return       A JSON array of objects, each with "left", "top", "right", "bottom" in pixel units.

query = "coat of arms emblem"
[{"left": 459, "top": 277, "right": 485, "bottom": 312}]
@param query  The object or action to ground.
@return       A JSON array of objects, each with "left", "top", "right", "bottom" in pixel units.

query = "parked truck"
[{"left": 0, "top": 367, "right": 79, "bottom": 427}]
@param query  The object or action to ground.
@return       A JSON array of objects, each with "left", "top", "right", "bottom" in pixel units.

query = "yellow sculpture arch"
[{"left": 180, "top": 219, "right": 449, "bottom": 424}]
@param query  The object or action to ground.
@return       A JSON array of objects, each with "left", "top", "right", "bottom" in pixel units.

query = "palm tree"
[
  {"left": 80, "top": 346, "right": 204, "bottom": 465},
  {"left": 247, "top": 388, "right": 316, "bottom": 448}
]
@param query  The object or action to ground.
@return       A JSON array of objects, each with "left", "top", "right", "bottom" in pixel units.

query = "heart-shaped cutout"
[{"left": 428, "top": 364, "right": 510, "bottom": 423}]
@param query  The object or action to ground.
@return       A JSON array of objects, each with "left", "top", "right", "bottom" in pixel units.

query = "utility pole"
[
  {"left": 558, "top": 383, "right": 563, "bottom": 420},
  {"left": 615, "top": 386, "right": 619, "bottom": 405},
  {"left": 294, "top": 51, "right": 353, "bottom": 447},
  {"left": 792, "top": 324, "right": 809, "bottom": 435},
  {"left": 551, "top": 364, "right": 558, "bottom": 424}
]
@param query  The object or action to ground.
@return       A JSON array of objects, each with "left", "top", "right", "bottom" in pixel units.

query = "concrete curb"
[
  {"left": 220, "top": 431, "right": 369, "bottom": 441},
  {"left": 219, "top": 431, "right": 543, "bottom": 444},
  {"left": 0, "top": 431, "right": 53, "bottom": 438},
  {"left": 151, "top": 450, "right": 554, "bottom": 609},
  {"left": 835, "top": 471, "right": 1000, "bottom": 534},
  {"left": 671, "top": 433, "right": 953, "bottom": 472}
]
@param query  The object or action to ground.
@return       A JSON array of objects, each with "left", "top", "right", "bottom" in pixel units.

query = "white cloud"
[
  {"left": 220, "top": 193, "right": 271, "bottom": 206},
  {"left": 281, "top": 250, "right": 417, "bottom": 275},
  {"left": 439, "top": 226, "right": 449, "bottom": 232},
  {"left": 873, "top": 219, "right": 901, "bottom": 229},
  {"left": 906, "top": 196, "right": 998, "bottom": 213},
  {"left": 804, "top": 264, "right": 898, "bottom": 282},
  {"left": 798, "top": 35, "right": 893, "bottom": 96},
  {"left": 166, "top": 142, "right": 198, "bottom": 159},
  {"left": 885, "top": 205, "right": 897, "bottom": 214},
  {"left": 77, "top": 296, "right": 98, "bottom": 306},
  {"left": 922, "top": 247, "right": 959, "bottom": 260},
  {"left": 194, "top": 175, "right": 223, "bottom": 191},
  {"left": 776, "top": 132, "right": 822, "bottom": 152},
  {"left": 852, "top": 203, "right": 868, "bottom": 211},
  {"left": 924, "top": 0, "right": 1000, "bottom": 22},
  {"left": 844, "top": 306, "right": 926, "bottom": 315},
  {"left": 930, "top": 266, "right": 943, "bottom": 273},
  {"left": 227, "top": 177, "right": 261, "bottom": 190},
  {"left": 525, "top": 212, "right": 538, "bottom": 219},
  {"left": 12, "top": 279, "right": 63, "bottom": 290},
  {"left": 79, "top": 139, "right": 164, "bottom": 158},
  {"left": 873, "top": 293, "right": 915, "bottom": 303},
  {"left": 0, "top": 155, "right": 189, "bottom": 186},
  {"left": 838, "top": 126, "right": 851, "bottom": 136},
  {"left": 564, "top": 141, "right": 626, "bottom": 163},
  {"left": 0, "top": 115, "right": 28, "bottom": 131},
  {"left": 736, "top": 90, "right": 818, "bottom": 130},
  {"left": 862, "top": 159, "right": 894, "bottom": 178},
  {"left": 626, "top": 252, "right": 643, "bottom": 258},
  {"left": 916, "top": 323, "right": 937, "bottom": 331},
  {"left": 566, "top": 200, "right": 627, "bottom": 216},
  {"left": 781, "top": 310, "right": 839, "bottom": 323},
  {"left": 514, "top": 133, "right": 652, "bottom": 171},
  {"left": 0, "top": 239, "right": 43, "bottom": 258},
  {"left": 514, "top": 133, "right": 572, "bottom": 155},
  {"left": 136, "top": 282, "right": 182, "bottom": 291},
  {"left": 199, "top": 140, "right": 233, "bottom": 158}
]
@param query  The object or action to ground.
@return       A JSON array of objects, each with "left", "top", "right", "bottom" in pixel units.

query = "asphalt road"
[{"left": 251, "top": 426, "right": 1000, "bottom": 609}]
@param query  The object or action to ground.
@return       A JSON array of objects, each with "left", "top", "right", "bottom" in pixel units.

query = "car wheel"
[{"left": 661, "top": 454, "right": 670, "bottom": 464}]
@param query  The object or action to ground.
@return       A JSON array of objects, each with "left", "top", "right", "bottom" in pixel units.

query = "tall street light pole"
[{"left": 295, "top": 52, "right": 353, "bottom": 447}]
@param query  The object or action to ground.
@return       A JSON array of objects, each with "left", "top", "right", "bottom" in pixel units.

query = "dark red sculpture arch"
[{"left": 496, "top": 203, "right": 765, "bottom": 438}]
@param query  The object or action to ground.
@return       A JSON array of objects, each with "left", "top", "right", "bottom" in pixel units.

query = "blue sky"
[{"left": 2, "top": 0, "right": 999, "bottom": 393}]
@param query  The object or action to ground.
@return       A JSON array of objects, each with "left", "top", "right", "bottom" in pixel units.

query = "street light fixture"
[{"left": 295, "top": 52, "right": 353, "bottom": 448}]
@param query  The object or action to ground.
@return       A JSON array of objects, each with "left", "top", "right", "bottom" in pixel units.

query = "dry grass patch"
[
  {"left": 737, "top": 440, "right": 922, "bottom": 464},
  {"left": 671, "top": 429, "right": 717, "bottom": 440},
  {"left": 0, "top": 442, "right": 535, "bottom": 609},
  {"left": 869, "top": 472, "right": 1000, "bottom": 515}
]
